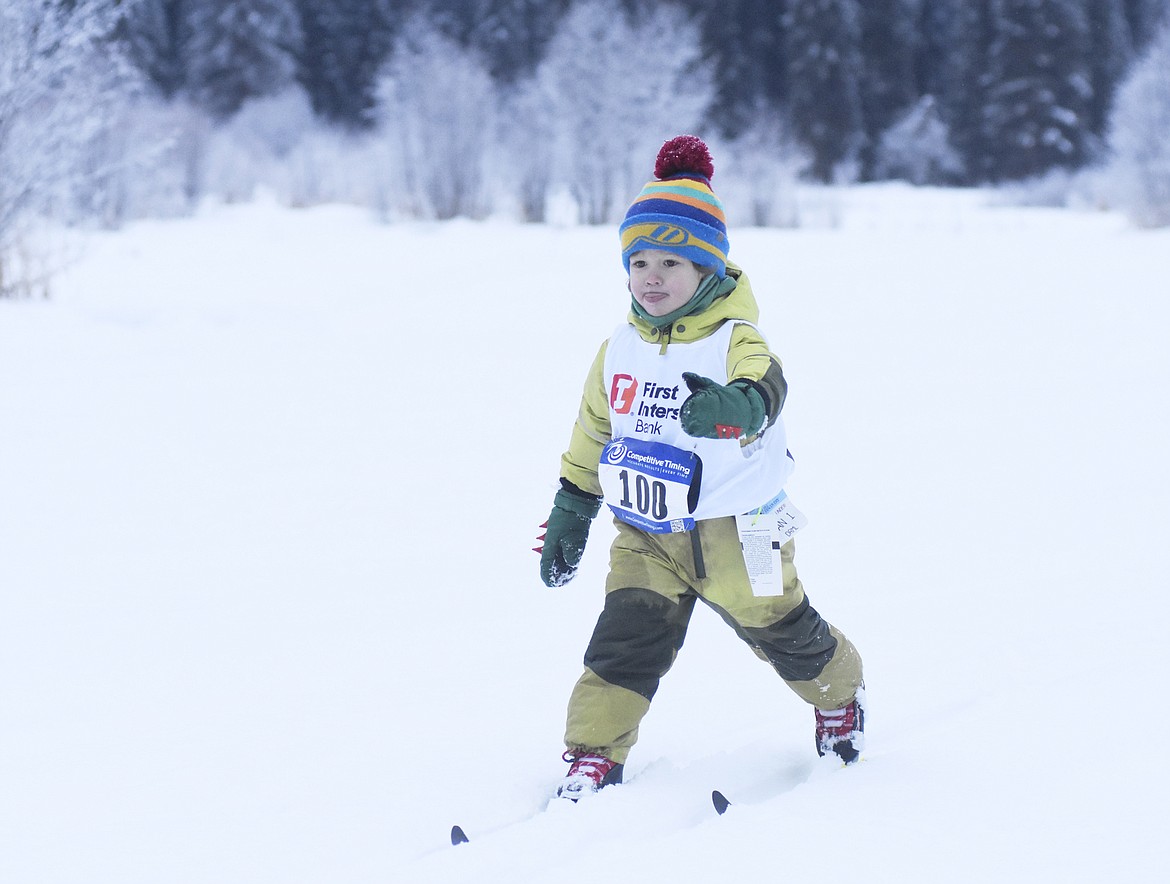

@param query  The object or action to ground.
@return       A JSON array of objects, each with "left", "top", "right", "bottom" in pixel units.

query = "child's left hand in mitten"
[{"left": 679, "top": 372, "right": 766, "bottom": 440}]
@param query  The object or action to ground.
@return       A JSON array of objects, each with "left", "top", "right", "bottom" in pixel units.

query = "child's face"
[{"left": 628, "top": 250, "right": 705, "bottom": 318}]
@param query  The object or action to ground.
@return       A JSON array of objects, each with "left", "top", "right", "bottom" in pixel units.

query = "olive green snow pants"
[{"left": 564, "top": 516, "right": 863, "bottom": 764}]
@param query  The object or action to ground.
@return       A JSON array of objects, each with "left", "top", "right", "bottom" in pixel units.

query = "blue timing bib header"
[{"left": 598, "top": 437, "right": 701, "bottom": 534}]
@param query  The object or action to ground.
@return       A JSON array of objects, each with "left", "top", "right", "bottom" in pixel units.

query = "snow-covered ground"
[{"left": 2, "top": 187, "right": 1168, "bottom": 883}]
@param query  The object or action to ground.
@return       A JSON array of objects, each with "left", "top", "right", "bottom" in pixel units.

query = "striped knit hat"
[{"left": 619, "top": 135, "right": 729, "bottom": 277}]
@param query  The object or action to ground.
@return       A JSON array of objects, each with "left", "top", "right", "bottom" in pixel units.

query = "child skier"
[{"left": 536, "top": 135, "right": 865, "bottom": 799}]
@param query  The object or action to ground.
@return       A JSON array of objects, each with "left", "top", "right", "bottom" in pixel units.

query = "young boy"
[{"left": 537, "top": 136, "right": 864, "bottom": 799}]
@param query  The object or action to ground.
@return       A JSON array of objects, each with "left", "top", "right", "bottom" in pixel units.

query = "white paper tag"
[{"left": 735, "top": 492, "right": 808, "bottom": 597}]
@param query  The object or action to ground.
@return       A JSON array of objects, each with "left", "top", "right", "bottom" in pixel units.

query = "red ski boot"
[
  {"left": 815, "top": 687, "right": 866, "bottom": 764},
  {"left": 557, "top": 751, "right": 624, "bottom": 800}
]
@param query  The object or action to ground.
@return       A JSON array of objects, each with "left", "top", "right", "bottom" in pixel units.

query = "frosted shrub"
[
  {"left": 203, "top": 88, "right": 317, "bottom": 203},
  {"left": 376, "top": 18, "right": 495, "bottom": 221},
  {"left": 714, "top": 108, "right": 808, "bottom": 228},
  {"left": 67, "top": 91, "right": 184, "bottom": 228},
  {"left": 1107, "top": 23, "right": 1170, "bottom": 227},
  {"left": 496, "top": 77, "right": 559, "bottom": 223},
  {"left": 874, "top": 96, "right": 964, "bottom": 186},
  {"left": 538, "top": 0, "right": 713, "bottom": 224},
  {"left": 282, "top": 128, "right": 395, "bottom": 212}
]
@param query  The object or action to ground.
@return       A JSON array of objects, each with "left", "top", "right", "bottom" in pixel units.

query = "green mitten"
[
  {"left": 538, "top": 487, "right": 602, "bottom": 587},
  {"left": 679, "top": 372, "right": 767, "bottom": 440}
]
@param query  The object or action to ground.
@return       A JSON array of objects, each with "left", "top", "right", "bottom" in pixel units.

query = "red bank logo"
[{"left": 610, "top": 374, "right": 639, "bottom": 414}]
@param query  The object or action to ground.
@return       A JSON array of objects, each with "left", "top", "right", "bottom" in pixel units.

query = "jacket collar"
[{"left": 627, "top": 262, "right": 759, "bottom": 346}]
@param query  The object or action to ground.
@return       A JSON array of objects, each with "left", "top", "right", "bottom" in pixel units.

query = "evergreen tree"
[
  {"left": 1086, "top": 1, "right": 1135, "bottom": 138},
  {"left": 784, "top": 0, "right": 865, "bottom": 181},
  {"left": 426, "top": 0, "right": 571, "bottom": 82},
  {"left": 186, "top": 0, "right": 302, "bottom": 119},
  {"left": 914, "top": 0, "right": 954, "bottom": 98},
  {"left": 857, "top": 0, "right": 920, "bottom": 179},
  {"left": 478, "top": 0, "right": 573, "bottom": 81},
  {"left": 982, "top": 0, "right": 1092, "bottom": 181},
  {"left": 1125, "top": 0, "right": 1170, "bottom": 49},
  {"left": 680, "top": 0, "right": 789, "bottom": 136},
  {"left": 116, "top": 0, "right": 192, "bottom": 99},
  {"left": 933, "top": 0, "right": 994, "bottom": 182},
  {"left": 295, "top": 0, "right": 403, "bottom": 128},
  {"left": 98, "top": 0, "right": 1157, "bottom": 204}
]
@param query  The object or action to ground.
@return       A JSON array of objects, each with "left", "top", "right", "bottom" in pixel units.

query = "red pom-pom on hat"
[{"left": 654, "top": 135, "right": 715, "bottom": 181}]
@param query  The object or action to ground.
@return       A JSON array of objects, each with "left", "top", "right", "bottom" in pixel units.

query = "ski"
[
  {"left": 452, "top": 790, "right": 732, "bottom": 844},
  {"left": 711, "top": 790, "right": 731, "bottom": 815}
]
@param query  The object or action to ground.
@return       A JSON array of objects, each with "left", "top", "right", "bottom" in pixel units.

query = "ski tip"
[
  {"left": 451, "top": 825, "right": 469, "bottom": 846},
  {"left": 711, "top": 790, "right": 731, "bottom": 815}
]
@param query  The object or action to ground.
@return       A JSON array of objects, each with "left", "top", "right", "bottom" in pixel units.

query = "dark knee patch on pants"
[
  {"left": 583, "top": 588, "right": 691, "bottom": 701},
  {"left": 742, "top": 596, "right": 838, "bottom": 681}
]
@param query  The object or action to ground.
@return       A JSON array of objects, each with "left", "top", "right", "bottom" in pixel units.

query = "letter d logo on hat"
[{"left": 650, "top": 224, "right": 690, "bottom": 246}]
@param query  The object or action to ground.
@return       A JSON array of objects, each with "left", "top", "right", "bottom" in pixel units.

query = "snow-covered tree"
[
  {"left": 1085, "top": 2, "right": 1135, "bottom": 139},
  {"left": 981, "top": 0, "right": 1092, "bottom": 181},
  {"left": 186, "top": 0, "right": 302, "bottom": 119},
  {"left": 681, "top": 0, "right": 789, "bottom": 136},
  {"left": 857, "top": 0, "right": 920, "bottom": 180},
  {"left": 1126, "top": 0, "right": 1170, "bottom": 49},
  {"left": 539, "top": 0, "right": 714, "bottom": 223},
  {"left": 428, "top": 0, "right": 572, "bottom": 83},
  {"left": 200, "top": 87, "right": 317, "bottom": 202},
  {"left": 117, "top": 0, "right": 193, "bottom": 100},
  {"left": 927, "top": 0, "right": 991, "bottom": 183},
  {"left": 913, "top": 0, "right": 955, "bottom": 100},
  {"left": 496, "top": 74, "right": 559, "bottom": 222},
  {"left": 873, "top": 95, "right": 963, "bottom": 185},
  {"left": 1108, "top": 20, "right": 1170, "bottom": 226},
  {"left": 376, "top": 17, "right": 496, "bottom": 220},
  {"left": 783, "top": 0, "right": 865, "bottom": 182},
  {"left": 715, "top": 104, "right": 808, "bottom": 228},
  {"left": 295, "top": 0, "right": 400, "bottom": 129},
  {"left": 0, "top": 0, "right": 127, "bottom": 296}
]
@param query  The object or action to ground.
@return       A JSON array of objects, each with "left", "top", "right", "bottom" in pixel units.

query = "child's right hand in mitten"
[
  {"left": 536, "top": 487, "right": 602, "bottom": 587},
  {"left": 679, "top": 372, "right": 767, "bottom": 440}
]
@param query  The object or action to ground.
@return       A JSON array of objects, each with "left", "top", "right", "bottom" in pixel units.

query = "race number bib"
[{"left": 598, "top": 438, "right": 701, "bottom": 533}]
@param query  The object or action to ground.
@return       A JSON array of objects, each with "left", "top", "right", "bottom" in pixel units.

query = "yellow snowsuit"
[{"left": 558, "top": 265, "right": 864, "bottom": 763}]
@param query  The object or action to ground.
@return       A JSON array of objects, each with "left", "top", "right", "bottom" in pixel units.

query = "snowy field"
[{"left": 2, "top": 186, "right": 1168, "bottom": 883}]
